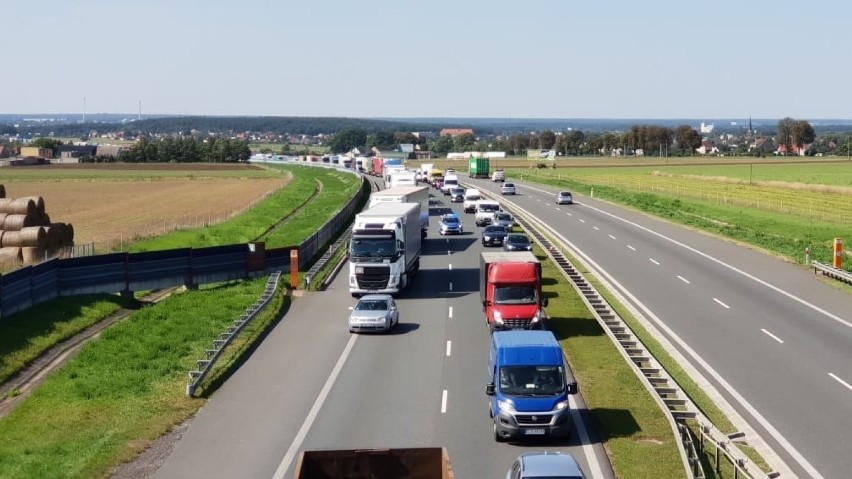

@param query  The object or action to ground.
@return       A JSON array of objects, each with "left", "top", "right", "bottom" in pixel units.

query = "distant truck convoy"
[
  {"left": 349, "top": 202, "right": 421, "bottom": 296},
  {"left": 369, "top": 185, "right": 430, "bottom": 238},
  {"left": 480, "top": 251, "right": 548, "bottom": 332},
  {"left": 487, "top": 330, "right": 577, "bottom": 442},
  {"left": 294, "top": 447, "right": 455, "bottom": 479},
  {"left": 469, "top": 156, "right": 490, "bottom": 178}
]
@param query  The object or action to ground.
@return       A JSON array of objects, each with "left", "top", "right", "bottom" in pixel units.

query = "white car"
[
  {"left": 501, "top": 182, "right": 516, "bottom": 195},
  {"left": 555, "top": 191, "right": 574, "bottom": 205},
  {"left": 348, "top": 294, "right": 399, "bottom": 333}
]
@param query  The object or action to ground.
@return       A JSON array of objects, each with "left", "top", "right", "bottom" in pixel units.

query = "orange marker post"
[
  {"left": 833, "top": 238, "right": 843, "bottom": 269},
  {"left": 290, "top": 249, "right": 299, "bottom": 289}
]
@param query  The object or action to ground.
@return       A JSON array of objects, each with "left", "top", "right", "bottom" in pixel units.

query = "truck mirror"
[
  {"left": 567, "top": 382, "right": 578, "bottom": 395},
  {"left": 485, "top": 383, "right": 496, "bottom": 396},
  {"left": 541, "top": 297, "right": 549, "bottom": 307}
]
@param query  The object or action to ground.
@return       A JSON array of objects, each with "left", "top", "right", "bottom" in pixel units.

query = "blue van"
[{"left": 486, "top": 330, "right": 578, "bottom": 442}]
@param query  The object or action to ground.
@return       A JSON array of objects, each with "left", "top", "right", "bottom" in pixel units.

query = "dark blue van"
[{"left": 486, "top": 330, "right": 577, "bottom": 442}]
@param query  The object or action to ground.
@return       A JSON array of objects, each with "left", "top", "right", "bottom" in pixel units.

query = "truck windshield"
[
  {"left": 494, "top": 286, "right": 536, "bottom": 304},
  {"left": 499, "top": 366, "right": 564, "bottom": 396},
  {"left": 478, "top": 204, "right": 499, "bottom": 212},
  {"left": 350, "top": 238, "right": 398, "bottom": 259}
]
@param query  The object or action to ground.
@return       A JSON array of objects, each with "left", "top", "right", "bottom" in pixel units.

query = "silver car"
[
  {"left": 348, "top": 294, "right": 399, "bottom": 333},
  {"left": 501, "top": 182, "right": 516, "bottom": 195},
  {"left": 492, "top": 211, "right": 515, "bottom": 229},
  {"left": 556, "top": 191, "right": 573, "bottom": 205}
]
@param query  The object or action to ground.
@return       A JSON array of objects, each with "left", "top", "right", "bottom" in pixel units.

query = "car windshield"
[
  {"left": 494, "top": 286, "right": 536, "bottom": 304},
  {"left": 499, "top": 365, "right": 565, "bottom": 396},
  {"left": 507, "top": 235, "right": 529, "bottom": 245},
  {"left": 355, "top": 299, "right": 389, "bottom": 311},
  {"left": 560, "top": 192, "right": 571, "bottom": 196},
  {"left": 504, "top": 183, "right": 514, "bottom": 187},
  {"left": 452, "top": 188, "right": 464, "bottom": 195},
  {"left": 484, "top": 226, "right": 507, "bottom": 233},
  {"left": 496, "top": 213, "right": 511, "bottom": 221},
  {"left": 443, "top": 217, "right": 459, "bottom": 225},
  {"left": 479, "top": 204, "right": 499, "bottom": 212}
]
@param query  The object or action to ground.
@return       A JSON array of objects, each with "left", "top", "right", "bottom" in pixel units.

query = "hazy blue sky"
[{"left": 4, "top": 0, "right": 850, "bottom": 119}]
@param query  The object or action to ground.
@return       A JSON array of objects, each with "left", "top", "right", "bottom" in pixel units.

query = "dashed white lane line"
[
  {"left": 650, "top": 258, "right": 660, "bottom": 265},
  {"left": 761, "top": 329, "right": 784, "bottom": 344},
  {"left": 441, "top": 390, "right": 448, "bottom": 413},
  {"left": 677, "top": 275, "right": 690, "bottom": 284},
  {"left": 608, "top": 234, "right": 616, "bottom": 240},
  {"left": 593, "top": 226, "right": 599, "bottom": 231},
  {"left": 828, "top": 373, "right": 852, "bottom": 392},
  {"left": 446, "top": 341, "right": 452, "bottom": 357},
  {"left": 555, "top": 207, "right": 561, "bottom": 211},
  {"left": 536, "top": 198, "right": 541, "bottom": 202},
  {"left": 565, "top": 212, "right": 572, "bottom": 216},
  {"left": 713, "top": 298, "right": 731, "bottom": 309},
  {"left": 448, "top": 306, "right": 453, "bottom": 319},
  {"left": 449, "top": 282, "right": 453, "bottom": 291},
  {"left": 627, "top": 245, "right": 636, "bottom": 251},
  {"left": 448, "top": 263, "right": 452, "bottom": 271},
  {"left": 579, "top": 218, "right": 586, "bottom": 223}
]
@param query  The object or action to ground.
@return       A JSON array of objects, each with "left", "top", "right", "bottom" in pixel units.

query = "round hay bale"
[
  {"left": 7, "top": 198, "right": 37, "bottom": 216},
  {"left": 0, "top": 198, "right": 12, "bottom": 213},
  {"left": 44, "top": 225, "right": 61, "bottom": 249},
  {"left": 0, "top": 213, "right": 7, "bottom": 226},
  {"left": 0, "top": 246, "right": 22, "bottom": 265},
  {"left": 19, "top": 226, "right": 46, "bottom": 248},
  {"left": 41, "top": 213, "right": 51, "bottom": 225},
  {"left": 0, "top": 184, "right": 5, "bottom": 198},
  {"left": 21, "top": 246, "right": 47, "bottom": 264},
  {"left": 1, "top": 230, "right": 20, "bottom": 247},
  {"left": 3, "top": 214, "right": 39, "bottom": 231},
  {"left": 19, "top": 196, "right": 45, "bottom": 216},
  {"left": 66, "top": 223, "right": 75, "bottom": 244}
]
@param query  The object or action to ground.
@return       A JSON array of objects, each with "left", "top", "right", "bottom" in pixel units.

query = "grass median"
[{"left": 0, "top": 277, "right": 286, "bottom": 479}]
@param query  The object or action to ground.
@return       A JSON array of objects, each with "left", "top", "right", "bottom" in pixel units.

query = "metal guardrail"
[
  {"left": 471, "top": 185, "right": 775, "bottom": 479},
  {"left": 186, "top": 271, "right": 281, "bottom": 396},
  {"left": 812, "top": 261, "right": 852, "bottom": 284}
]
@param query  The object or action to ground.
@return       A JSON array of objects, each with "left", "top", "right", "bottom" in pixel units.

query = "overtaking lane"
[{"left": 469, "top": 177, "right": 852, "bottom": 478}]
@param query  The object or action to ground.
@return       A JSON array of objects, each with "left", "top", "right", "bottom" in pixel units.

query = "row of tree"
[{"left": 114, "top": 137, "right": 251, "bottom": 163}]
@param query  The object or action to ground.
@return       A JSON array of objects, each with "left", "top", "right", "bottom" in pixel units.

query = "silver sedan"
[{"left": 348, "top": 294, "right": 399, "bottom": 333}]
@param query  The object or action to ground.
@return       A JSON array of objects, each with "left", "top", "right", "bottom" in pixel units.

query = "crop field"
[{"left": 1, "top": 163, "right": 288, "bottom": 252}]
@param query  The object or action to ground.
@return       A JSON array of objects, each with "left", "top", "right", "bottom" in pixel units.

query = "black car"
[
  {"left": 449, "top": 187, "right": 465, "bottom": 203},
  {"left": 481, "top": 225, "right": 509, "bottom": 247},
  {"left": 503, "top": 233, "right": 533, "bottom": 251}
]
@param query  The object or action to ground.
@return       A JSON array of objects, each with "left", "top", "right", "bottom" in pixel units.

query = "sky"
[{"left": 4, "top": 0, "right": 851, "bottom": 119}]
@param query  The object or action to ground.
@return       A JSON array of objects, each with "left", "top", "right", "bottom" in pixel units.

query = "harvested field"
[{"left": 4, "top": 176, "right": 287, "bottom": 250}]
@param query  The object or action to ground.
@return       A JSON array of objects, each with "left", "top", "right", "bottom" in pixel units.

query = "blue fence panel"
[
  {"left": 191, "top": 244, "right": 248, "bottom": 284},
  {"left": 128, "top": 248, "right": 192, "bottom": 291},
  {"left": 0, "top": 266, "right": 34, "bottom": 319},
  {"left": 31, "top": 259, "right": 60, "bottom": 306},
  {"left": 59, "top": 253, "right": 128, "bottom": 295}
]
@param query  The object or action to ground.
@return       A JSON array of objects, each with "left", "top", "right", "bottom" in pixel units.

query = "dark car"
[
  {"left": 503, "top": 233, "right": 532, "bottom": 251},
  {"left": 450, "top": 187, "right": 465, "bottom": 203},
  {"left": 481, "top": 224, "right": 510, "bottom": 246}
]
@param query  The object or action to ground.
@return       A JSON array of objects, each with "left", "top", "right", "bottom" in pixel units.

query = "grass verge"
[
  {"left": 0, "top": 277, "right": 285, "bottom": 479},
  {"left": 536, "top": 244, "right": 684, "bottom": 478},
  {"left": 0, "top": 294, "right": 140, "bottom": 386}
]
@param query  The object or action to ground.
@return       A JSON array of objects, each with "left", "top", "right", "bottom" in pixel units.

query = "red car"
[{"left": 433, "top": 179, "right": 444, "bottom": 190}]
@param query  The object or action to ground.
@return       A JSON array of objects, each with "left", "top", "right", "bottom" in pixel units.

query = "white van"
[
  {"left": 463, "top": 188, "right": 481, "bottom": 213},
  {"left": 442, "top": 173, "right": 459, "bottom": 195}
]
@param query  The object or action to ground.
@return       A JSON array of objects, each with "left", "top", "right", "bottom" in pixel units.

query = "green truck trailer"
[{"left": 468, "top": 156, "right": 490, "bottom": 178}]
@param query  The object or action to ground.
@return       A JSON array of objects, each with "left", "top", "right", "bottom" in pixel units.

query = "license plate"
[{"left": 524, "top": 428, "right": 545, "bottom": 435}]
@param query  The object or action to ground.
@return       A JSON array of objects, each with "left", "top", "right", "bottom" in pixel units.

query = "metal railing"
[
  {"left": 812, "top": 261, "right": 852, "bottom": 285},
  {"left": 186, "top": 271, "right": 281, "bottom": 396}
]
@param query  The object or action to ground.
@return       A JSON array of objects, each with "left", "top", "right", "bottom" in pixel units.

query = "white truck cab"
[{"left": 463, "top": 188, "right": 482, "bottom": 213}]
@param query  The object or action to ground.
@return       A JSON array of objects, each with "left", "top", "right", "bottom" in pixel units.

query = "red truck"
[
  {"left": 371, "top": 157, "right": 384, "bottom": 177},
  {"left": 480, "top": 251, "right": 548, "bottom": 333}
]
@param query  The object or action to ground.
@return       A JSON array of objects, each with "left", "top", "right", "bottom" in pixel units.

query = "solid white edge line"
[
  {"left": 649, "top": 258, "right": 660, "bottom": 265},
  {"left": 448, "top": 306, "right": 453, "bottom": 318},
  {"left": 713, "top": 298, "right": 731, "bottom": 309},
  {"left": 272, "top": 334, "right": 358, "bottom": 479},
  {"left": 828, "top": 373, "right": 852, "bottom": 392},
  {"left": 677, "top": 275, "right": 690, "bottom": 284},
  {"left": 628, "top": 245, "right": 636, "bottom": 251},
  {"left": 569, "top": 395, "right": 605, "bottom": 479},
  {"left": 761, "top": 329, "right": 785, "bottom": 344},
  {"left": 441, "top": 389, "right": 448, "bottom": 413},
  {"left": 446, "top": 340, "right": 451, "bottom": 357}
]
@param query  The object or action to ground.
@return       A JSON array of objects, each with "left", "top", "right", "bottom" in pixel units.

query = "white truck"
[
  {"left": 349, "top": 202, "right": 422, "bottom": 297},
  {"left": 463, "top": 188, "right": 482, "bottom": 213},
  {"left": 475, "top": 199, "right": 501, "bottom": 226},
  {"left": 419, "top": 163, "right": 434, "bottom": 184},
  {"left": 388, "top": 169, "right": 417, "bottom": 188},
  {"left": 441, "top": 172, "right": 460, "bottom": 195},
  {"left": 369, "top": 185, "right": 430, "bottom": 238},
  {"left": 383, "top": 165, "right": 407, "bottom": 188}
]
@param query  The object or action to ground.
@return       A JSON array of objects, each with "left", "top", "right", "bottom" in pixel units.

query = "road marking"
[
  {"left": 828, "top": 373, "right": 852, "bottom": 392},
  {"left": 593, "top": 226, "right": 599, "bottom": 231},
  {"left": 448, "top": 263, "right": 452, "bottom": 271},
  {"left": 761, "top": 329, "right": 784, "bottom": 344},
  {"left": 447, "top": 250, "right": 451, "bottom": 255},
  {"left": 677, "top": 275, "right": 690, "bottom": 284},
  {"left": 627, "top": 245, "right": 636, "bottom": 251},
  {"left": 449, "top": 282, "right": 453, "bottom": 291},
  {"left": 579, "top": 218, "right": 585, "bottom": 223},
  {"left": 713, "top": 298, "right": 730, "bottom": 309},
  {"left": 441, "top": 389, "right": 448, "bottom": 413},
  {"left": 650, "top": 258, "right": 660, "bottom": 265},
  {"left": 446, "top": 341, "right": 452, "bottom": 356},
  {"left": 536, "top": 198, "right": 541, "bottom": 202},
  {"left": 555, "top": 207, "right": 561, "bottom": 211},
  {"left": 608, "top": 234, "right": 616, "bottom": 240},
  {"left": 272, "top": 334, "right": 358, "bottom": 479},
  {"left": 448, "top": 306, "right": 453, "bottom": 318},
  {"left": 569, "top": 395, "right": 605, "bottom": 479},
  {"left": 565, "top": 212, "right": 572, "bottom": 216}
]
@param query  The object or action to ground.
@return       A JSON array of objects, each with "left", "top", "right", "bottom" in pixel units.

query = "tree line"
[{"left": 115, "top": 137, "right": 251, "bottom": 163}]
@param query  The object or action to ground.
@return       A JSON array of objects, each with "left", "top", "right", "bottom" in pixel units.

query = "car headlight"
[
  {"left": 554, "top": 400, "right": 568, "bottom": 411},
  {"left": 389, "top": 274, "right": 399, "bottom": 286},
  {"left": 497, "top": 399, "right": 515, "bottom": 412},
  {"left": 532, "top": 310, "right": 542, "bottom": 323},
  {"left": 484, "top": 236, "right": 491, "bottom": 240}
]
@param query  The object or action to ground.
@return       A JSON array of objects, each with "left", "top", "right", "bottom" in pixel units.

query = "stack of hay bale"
[{"left": 0, "top": 184, "right": 75, "bottom": 267}]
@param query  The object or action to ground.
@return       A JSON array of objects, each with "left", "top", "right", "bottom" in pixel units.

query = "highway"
[
  {"left": 464, "top": 176, "right": 852, "bottom": 479},
  {"left": 154, "top": 184, "right": 616, "bottom": 479}
]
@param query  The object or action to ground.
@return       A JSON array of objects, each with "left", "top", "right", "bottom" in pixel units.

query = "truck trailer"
[
  {"left": 349, "top": 202, "right": 421, "bottom": 296},
  {"left": 294, "top": 447, "right": 455, "bottom": 479},
  {"left": 369, "top": 185, "right": 430, "bottom": 238},
  {"left": 480, "top": 251, "right": 548, "bottom": 332},
  {"left": 469, "top": 156, "right": 490, "bottom": 178}
]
